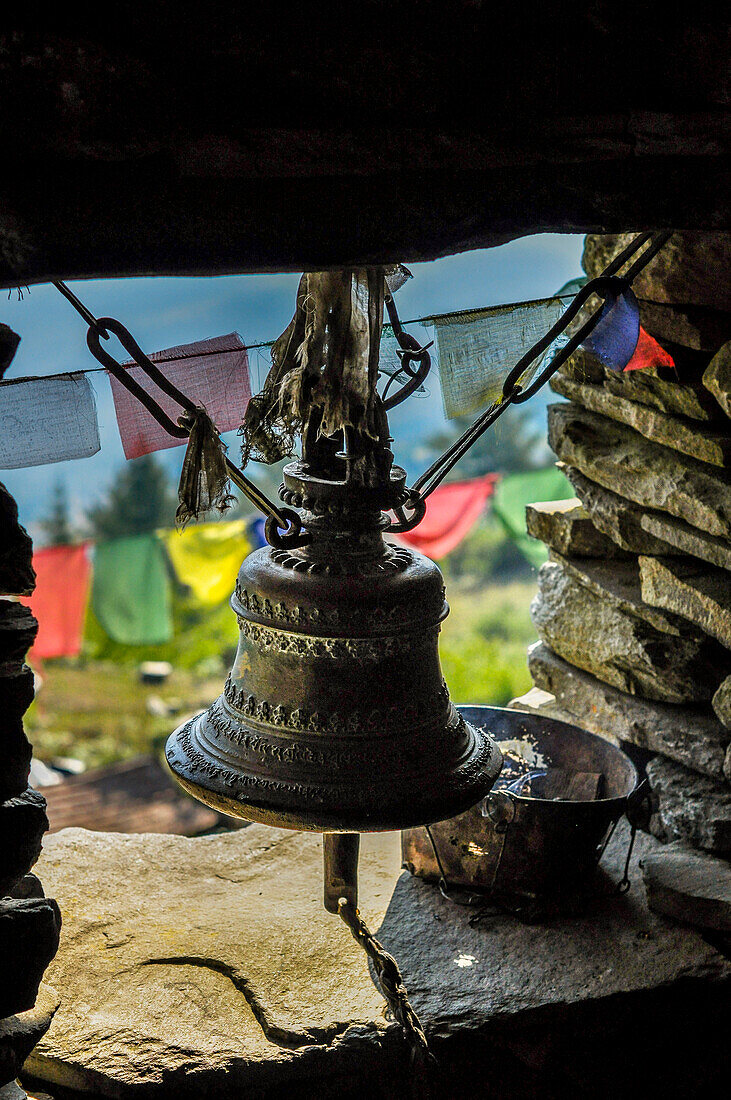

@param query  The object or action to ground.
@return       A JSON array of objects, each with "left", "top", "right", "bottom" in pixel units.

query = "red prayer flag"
[
  {"left": 623, "top": 325, "right": 675, "bottom": 372},
  {"left": 25, "top": 544, "right": 91, "bottom": 660},
  {"left": 108, "top": 333, "right": 251, "bottom": 460},
  {"left": 395, "top": 475, "right": 498, "bottom": 560}
]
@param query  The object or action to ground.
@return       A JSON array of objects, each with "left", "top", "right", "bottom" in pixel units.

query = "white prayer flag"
[
  {"left": 434, "top": 298, "right": 565, "bottom": 418},
  {"left": 0, "top": 373, "right": 100, "bottom": 469}
]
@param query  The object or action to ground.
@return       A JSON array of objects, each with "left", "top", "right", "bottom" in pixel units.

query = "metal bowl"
[{"left": 402, "top": 706, "right": 639, "bottom": 903}]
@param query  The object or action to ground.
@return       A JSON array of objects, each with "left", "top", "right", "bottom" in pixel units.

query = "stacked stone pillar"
[
  {"left": 520, "top": 233, "right": 731, "bottom": 859},
  {"left": 0, "top": 326, "right": 60, "bottom": 1096}
]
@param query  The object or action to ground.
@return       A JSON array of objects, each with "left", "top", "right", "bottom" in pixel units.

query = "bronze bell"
[{"left": 165, "top": 457, "right": 502, "bottom": 834}]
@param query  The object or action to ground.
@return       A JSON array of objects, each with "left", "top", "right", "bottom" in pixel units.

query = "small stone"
[
  {"left": 551, "top": 551, "right": 695, "bottom": 636},
  {"left": 0, "top": 986, "right": 59, "bottom": 1093},
  {"left": 0, "top": 788, "right": 48, "bottom": 896},
  {"left": 530, "top": 561, "right": 725, "bottom": 704},
  {"left": 713, "top": 675, "right": 731, "bottom": 730},
  {"left": 560, "top": 348, "right": 720, "bottom": 422},
  {"left": 507, "top": 686, "right": 572, "bottom": 723},
  {"left": 639, "top": 557, "right": 731, "bottom": 649},
  {"left": 647, "top": 755, "right": 731, "bottom": 853},
  {"left": 564, "top": 467, "right": 679, "bottom": 555},
  {"left": 582, "top": 232, "right": 731, "bottom": 312},
  {"left": 640, "top": 509, "right": 731, "bottom": 571},
  {"left": 548, "top": 403, "right": 731, "bottom": 539},
  {"left": 0, "top": 899, "right": 61, "bottom": 1019},
  {"left": 641, "top": 842, "right": 731, "bottom": 933},
  {"left": 702, "top": 340, "right": 731, "bottom": 419},
  {"left": 550, "top": 372, "right": 731, "bottom": 467},
  {"left": 525, "top": 497, "right": 632, "bottom": 559},
  {"left": 528, "top": 642, "right": 729, "bottom": 779}
]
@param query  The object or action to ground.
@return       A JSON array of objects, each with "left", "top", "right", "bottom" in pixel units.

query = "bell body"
[{"left": 166, "top": 462, "right": 502, "bottom": 831}]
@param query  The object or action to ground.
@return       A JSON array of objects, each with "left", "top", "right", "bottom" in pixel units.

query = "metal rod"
[{"left": 323, "top": 833, "right": 360, "bottom": 914}]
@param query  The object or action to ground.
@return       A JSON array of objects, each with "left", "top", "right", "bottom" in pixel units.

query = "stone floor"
[{"left": 23, "top": 821, "right": 730, "bottom": 1099}]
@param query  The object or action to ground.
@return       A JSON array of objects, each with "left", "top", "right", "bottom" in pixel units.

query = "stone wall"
[
  {"left": 517, "top": 233, "right": 731, "bottom": 857},
  {"left": 0, "top": 326, "right": 60, "bottom": 1096}
]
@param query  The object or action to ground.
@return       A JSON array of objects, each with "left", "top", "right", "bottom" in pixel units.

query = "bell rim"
[{"left": 165, "top": 715, "right": 503, "bottom": 833}]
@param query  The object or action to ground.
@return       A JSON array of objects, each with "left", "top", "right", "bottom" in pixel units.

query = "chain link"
[{"left": 337, "top": 898, "right": 438, "bottom": 1090}]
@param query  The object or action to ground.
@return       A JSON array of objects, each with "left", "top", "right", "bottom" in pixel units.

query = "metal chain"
[
  {"left": 54, "top": 282, "right": 307, "bottom": 547},
  {"left": 337, "top": 898, "right": 438, "bottom": 1086},
  {"left": 389, "top": 230, "right": 672, "bottom": 532}
]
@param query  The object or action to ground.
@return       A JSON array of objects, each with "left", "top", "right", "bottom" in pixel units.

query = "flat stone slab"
[
  {"left": 530, "top": 561, "right": 725, "bottom": 703},
  {"left": 703, "top": 340, "right": 731, "bottom": 418},
  {"left": 550, "top": 551, "right": 695, "bottom": 636},
  {"left": 28, "top": 822, "right": 731, "bottom": 1099},
  {"left": 559, "top": 348, "right": 721, "bottom": 422},
  {"left": 525, "top": 498, "right": 631, "bottom": 559},
  {"left": 641, "top": 841, "right": 731, "bottom": 933},
  {"left": 548, "top": 403, "right": 731, "bottom": 540},
  {"left": 647, "top": 755, "right": 731, "bottom": 853},
  {"left": 639, "top": 556, "right": 731, "bottom": 649},
  {"left": 551, "top": 372, "right": 731, "bottom": 467},
  {"left": 527, "top": 642, "right": 729, "bottom": 780},
  {"left": 640, "top": 509, "right": 731, "bottom": 571},
  {"left": 564, "top": 467, "right": 680, "bottom": 556},
  {"left": 713, "top": 675, "right": 731, "bottom": 731}
]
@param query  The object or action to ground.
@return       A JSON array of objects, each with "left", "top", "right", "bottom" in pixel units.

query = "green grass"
[{"left": 440, "top": 580, "right": 538, "bottom": 707}]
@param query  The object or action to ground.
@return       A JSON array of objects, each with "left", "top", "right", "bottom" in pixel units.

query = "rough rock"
[
  {"left": 639, "top": 509, "right": 731, "bottom": 571},
  {"left": 564, "top": 467, "right": 679, "bottom": 556},
  {"left": 560, "top": 348, "right": 721, "bottom": 422},
  {"left": 525, "top": 498, "right": 632, "bottom": 559},
  {"left": 550, "top": 373, "right": 731, "bottom": 467},
  {"left": 582, "top": 232, "right": 731, "bottom": 312},
  {"left": 713, "top": 675, "right": 731, "bottom": 730},
  {"left": 550, "top": 551, "right": 696, "bottom": 636},
  {"left": 634, "top": 299, "right": 730, "bottom": 353},
  {"left": 27, "top": 823, "right": 731, "bottom": 1099},
  {"left": 0, "top": 485, "right": 34, "bottom": 597},
  {"left": 0, "top": 986, "right": 59, "bottom": 1092},
  {"left": 0, "top": 899, "right": 61, "bottom": 1019},
  {"left": 548, "top": 403, "right": 731, "bottom": 539},
  {"left": 0, "top": 789, "right": 48, "bottom": 896},
  {"left": 639, "top": 557, "right": 731, "bottom": 649},
  {"left": 0, "top": 606, "right": 37, "bottom": 676},
  {"left": 0, "top": 672, "right": 33, "bottom": 801},
  {"left": 527, "top": 642, "right": 729, "bottom": 779},
  {"left": 641, "top": 842, "right": 731, "bottom": 933},
  {"left": 647, "top": 755, "right": 731, "bottom": 853},
  {"left": 530, "top": 561, "right": 725, "bottom": 704},
  {"left": 703, "top": 340, "right": 731, "bottom": 419}
]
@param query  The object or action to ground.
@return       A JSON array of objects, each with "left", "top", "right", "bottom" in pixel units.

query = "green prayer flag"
[
  {"left": 492, "top": 466, "right": 573, "bottom": 567},
  {"left": 92, "top": 535, "right": 173, "bottom": 645}
]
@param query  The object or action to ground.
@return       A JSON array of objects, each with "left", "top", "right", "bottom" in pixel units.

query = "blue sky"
[{"left": 1, "top": 234, "right": 583, "bottom": 537}]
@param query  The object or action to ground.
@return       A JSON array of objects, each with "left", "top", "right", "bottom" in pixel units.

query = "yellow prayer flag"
[{"left": 163, "top": 520, "right": 250, "bottom": 606}]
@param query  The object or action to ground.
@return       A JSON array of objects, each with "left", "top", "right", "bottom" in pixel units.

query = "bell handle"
[{"left": 323, "top": 833, "right": 360, "bottom": 914}]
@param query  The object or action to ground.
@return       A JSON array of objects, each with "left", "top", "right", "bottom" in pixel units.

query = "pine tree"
[
  {"left": 89, "top": 455, "right": 178, "bottom": 541},
  {"left": 40, "top": 481, "right": 74, "bottom": 546},
  {"left": 425, "top": 402, "right": 550, "bottom": 480}
]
